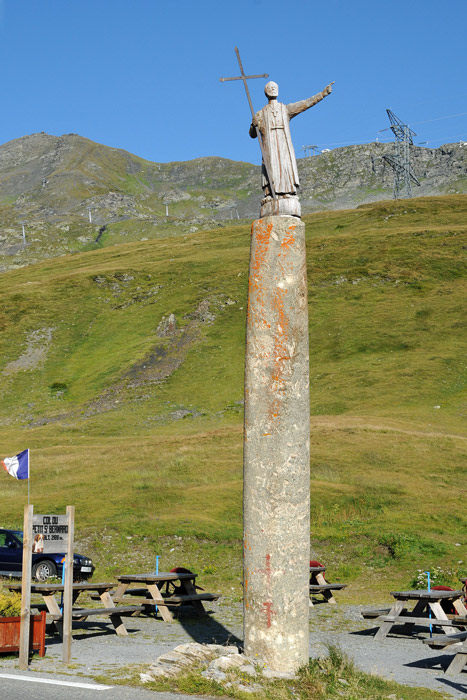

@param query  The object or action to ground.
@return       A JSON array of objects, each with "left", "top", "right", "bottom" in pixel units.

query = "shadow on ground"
[
  {"left": 45, "top": 620, "right": 144, "bottom": 645},
  {"left": 436, "top": 677, "right": 467, "bottom": 696},
  {"left": 174, "top": 608, "right": 242, "bottom": 648}
]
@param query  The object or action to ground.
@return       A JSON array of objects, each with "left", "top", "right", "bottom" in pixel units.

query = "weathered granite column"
[{"left": 243, "top": 214, "right": 310, "bottom": 673}]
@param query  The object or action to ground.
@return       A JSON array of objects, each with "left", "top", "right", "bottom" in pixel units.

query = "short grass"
[
  {"left": 0, "top": 195, "right": 465, "bottom": 601},
  {"left": 93, "top": 645, "right": 450, "bottom": 700}
]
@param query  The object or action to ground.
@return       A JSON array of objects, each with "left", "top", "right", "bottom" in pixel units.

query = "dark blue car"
[{"left": 0, "top": 529, "right": 94, "bottom": 582}]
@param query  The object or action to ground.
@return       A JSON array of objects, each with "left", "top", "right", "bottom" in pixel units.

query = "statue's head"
[{"left": 264, "top": 81, "right": 279, "bottom": 99}]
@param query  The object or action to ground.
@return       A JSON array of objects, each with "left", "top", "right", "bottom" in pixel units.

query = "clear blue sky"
[{"left": 1, "top": 0, "right": 466, "bottom": 165}]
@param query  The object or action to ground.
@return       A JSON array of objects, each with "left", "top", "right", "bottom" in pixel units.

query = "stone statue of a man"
[{"left": 250, "top": 80, "right": 333, "bottom": 217}]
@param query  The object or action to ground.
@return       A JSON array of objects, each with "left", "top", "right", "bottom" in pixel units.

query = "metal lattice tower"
[
  {"left": 302, "top": 144, "right": 319, "bottom": 157},
  {"left": 382, "top": 109, "right": 420, "bottom": 199}
]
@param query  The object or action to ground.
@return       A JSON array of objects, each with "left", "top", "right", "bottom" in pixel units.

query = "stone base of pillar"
[{"left": 243, "top": 215, "right": 310, "bottom": 674}]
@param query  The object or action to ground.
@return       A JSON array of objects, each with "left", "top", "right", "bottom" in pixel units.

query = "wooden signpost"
[{"left": 18, "top": 505, "right": 74, "bottom": 667}]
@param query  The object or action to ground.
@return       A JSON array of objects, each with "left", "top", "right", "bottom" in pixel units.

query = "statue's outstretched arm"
[{"left": 287, "top": 82, "right": 334, "bottom": 119}]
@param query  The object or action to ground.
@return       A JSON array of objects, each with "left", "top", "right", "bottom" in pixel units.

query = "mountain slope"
[
  {"left": 0, "top": 194, "right": 465, "bottom": 436},
  {"left": 0, "top": 194, "right": 465, "bottom": 593},
  {"left": 1, "top": 133, "right": 466, "bottom": 271}
]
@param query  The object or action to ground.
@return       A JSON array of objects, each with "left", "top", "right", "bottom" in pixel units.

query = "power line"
[
  {"left": 313, "top": 110, "right": 467, "bottom": 149},
  {"left": 410, "top": 111, "right": 467, "bottom": 126}
]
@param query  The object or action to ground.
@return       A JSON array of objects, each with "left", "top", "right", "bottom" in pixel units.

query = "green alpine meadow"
[{"left": 0, "top": 194, "right": 466, "bottom": 599}]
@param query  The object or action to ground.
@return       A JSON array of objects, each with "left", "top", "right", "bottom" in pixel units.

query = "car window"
[{"left": 0, "top": 531, "right": 21, "bottom": 547}]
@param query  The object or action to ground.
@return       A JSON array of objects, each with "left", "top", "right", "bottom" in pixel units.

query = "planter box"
[{"left": 0, "top": 611, "right": 46, "bottom": 657}]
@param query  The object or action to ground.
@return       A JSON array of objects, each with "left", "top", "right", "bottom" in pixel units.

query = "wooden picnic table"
[
  {"left": 7, "top": 581, "right": 143, "bottom": 638},
  {"left": 363, "top": 589, "right": 467, "bottom": 641},
  {"left": 309, "top": 565, "right": 347, "bottom": 606},
  {"left": 423, "top": 630, "right": 467, "bottom": 675},
  {"left": 112, "top": 572, "right": 219, "bottom": 623}
]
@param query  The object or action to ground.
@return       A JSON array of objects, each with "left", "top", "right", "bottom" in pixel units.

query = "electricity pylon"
[
  {"left": 381, "top": 109, "right": 420, "bottom": 199},
  {"left": 302, "top": 144, "right": 319, "bottom": 157}
]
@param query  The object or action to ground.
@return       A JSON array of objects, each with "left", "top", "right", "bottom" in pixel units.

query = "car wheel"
[{"left": 32, "top": 560, "right": 57, "bottom": 582}]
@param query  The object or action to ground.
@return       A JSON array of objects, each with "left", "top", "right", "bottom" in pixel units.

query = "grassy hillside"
[
  {"left": 2, "top": 133, "right": 466, "bottom": 274},
  {"left": 0, "top": 133, "right": 259, "bottom": 271},
  {"left": 0, "top": 195, "right": 466, "bottom": 599}
]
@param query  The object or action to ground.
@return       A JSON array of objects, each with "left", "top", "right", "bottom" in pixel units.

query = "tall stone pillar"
[{"left": 243, "top": 215, "right": 310, "bottom": 673}]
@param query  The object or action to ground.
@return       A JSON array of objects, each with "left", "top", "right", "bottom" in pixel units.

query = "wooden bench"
[
  {"left": 363, "top": 608, "right": 466, "bottom": 622},
  {"left": 363, "top": 610, "right": 467, "bottom": 628},
  {"left": 367, "top": 589, "right": 467, "bottom": 641},
  {"left": 423, "top": 631, "right": 467, "bottom": 675},
  {"left": 7, "top": 581, "right": 136, "bottom": 638},
  {"left": 362, "top": 608, "right": 391, "bottom": 619},
  {"left": 382, "top": 615, "right": 466, "bottom": 629},
  {"left": 309, "top": 566, "right": 347, "bottom": 606},
  {"left": 71, "top": 605, "right": 145, "bottom": 620},
  {"left": 309, "top": 583, "right": 346, "bottom": 592},
  {"left": 113, "top": 571, "right": 219, "bottom": 622},
  {"left": 90, "top": 587, "right": 148, "bottom": 601},
  {"left": 111, "top": 593, "right": 220, "bottom": 608}
]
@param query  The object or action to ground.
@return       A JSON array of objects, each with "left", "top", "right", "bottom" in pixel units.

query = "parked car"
[{"left": 0, "top": 529, "right": 94, "bottom": 582}]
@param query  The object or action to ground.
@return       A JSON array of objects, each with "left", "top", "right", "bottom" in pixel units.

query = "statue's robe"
[{"left": 250, "top": 92, "right": 327, "bottom": 197}]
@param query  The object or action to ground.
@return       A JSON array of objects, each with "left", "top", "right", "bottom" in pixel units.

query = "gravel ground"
[{"left": 0, "top": 601, "right": 465, "bottom": 698}]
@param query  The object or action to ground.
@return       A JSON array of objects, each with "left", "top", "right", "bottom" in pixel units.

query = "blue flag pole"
[
  {"left": 425, "top": 571, "right": 432, "bottom": 638},
  {"left": 60, "top": 557, "right": 66, "bottom": 614},
  {"left": 154, "top": 555, "right": 160, "bottom": 616}
]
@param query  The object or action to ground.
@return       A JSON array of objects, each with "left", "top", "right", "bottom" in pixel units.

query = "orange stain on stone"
[
  {"left": 247, "top": 219, "right": 300, "bottom": 426},
  {"left": 247, "top": 220, "right": 273, "bottom": 329},
  {"left": 280, "top": 224, "right": 296, "bottom": 253}
]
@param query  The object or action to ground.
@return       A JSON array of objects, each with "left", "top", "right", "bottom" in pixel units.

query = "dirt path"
[{"left": 310, "top": 415, "right": 467, "bottom": 441}]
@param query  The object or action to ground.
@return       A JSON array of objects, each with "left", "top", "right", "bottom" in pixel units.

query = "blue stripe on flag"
[{"left": 16, "top": 449, "right": 29, "bottom": 480}]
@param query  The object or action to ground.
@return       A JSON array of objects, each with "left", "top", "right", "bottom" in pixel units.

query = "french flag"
[{"left": 2, "top": 449, "right": 29, "bottom": 480}]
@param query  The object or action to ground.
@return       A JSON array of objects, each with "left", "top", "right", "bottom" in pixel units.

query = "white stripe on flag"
[{"left": 2, "top": 449, "right": 29, "bottom": 479}]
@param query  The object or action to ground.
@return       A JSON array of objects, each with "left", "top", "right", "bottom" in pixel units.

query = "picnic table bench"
[
  {"left": 423, "top": 630, "right": 467, "bottom": 675},
  {"left": 362, "top": 589, "right": 467, "bottom": 641},
  {"left": 112, "top": 572, "right": 220, "bottom": 622},
  {"left": 309, "top": 564, "right": 347, "bottom": 606},
  {"left": 7, "top": 581, "right": 141, "bottom": 637}
]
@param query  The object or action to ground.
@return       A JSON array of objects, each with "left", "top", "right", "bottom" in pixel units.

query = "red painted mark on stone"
[
  {"left": 262, "top": 600, "right": 274, "bottom": 628},
  {"left": 254, "top": 554, "right": 272, "bottom": 592}
]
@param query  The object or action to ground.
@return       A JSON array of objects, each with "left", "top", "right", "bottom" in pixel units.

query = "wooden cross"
[{"left": 220, "top": 47, "right": 277, "bottom": 199}]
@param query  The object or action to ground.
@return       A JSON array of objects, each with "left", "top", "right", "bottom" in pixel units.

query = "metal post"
[
  {"left": 19, "top": 505, "right": 33, "bottom": 670},
  {"left": 425, "top": 570, "right": 432, "bottom": 638},
  {"left": 62, "top": 506, "right": 74, "bottom": 664}
]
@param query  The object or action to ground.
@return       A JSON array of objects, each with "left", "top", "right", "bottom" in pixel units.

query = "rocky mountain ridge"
[{"left": 1, "top": 132, "right": 466, "bottom": 270}]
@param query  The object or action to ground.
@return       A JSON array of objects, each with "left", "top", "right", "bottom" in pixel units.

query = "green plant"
[
  {"left": 0, "top": 591, "right": 22, "bottom": 617},
  {"left": 410, "top": 566, "right": 457, "bottom": 589}
]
